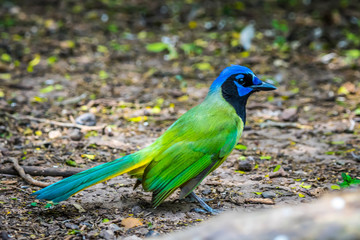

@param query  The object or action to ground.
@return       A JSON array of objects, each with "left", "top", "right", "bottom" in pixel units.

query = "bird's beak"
[{"left": 250, "top": 76, "right": 277, "bottom": 91}]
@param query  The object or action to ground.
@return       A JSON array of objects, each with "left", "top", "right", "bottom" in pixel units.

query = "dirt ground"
[{"left": 1, "top": 1, "right": 360, "bottom": 239}]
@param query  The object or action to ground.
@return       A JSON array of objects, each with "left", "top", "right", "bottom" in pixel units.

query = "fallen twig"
[
  {"left": 260, "top": 120, "right": 312, "bottom": 130},
  {"left": 54, "top": 93, "right": 87, "bottom": 106},
  {"left": 153, "top": 116, "right": 179, "bottom": 122},
  {"left": 5, "top": 112, "right": 106, "bottom": 131},
  {"left": 0, "top": 165, "right": 85, "bottom": 177},
  {"left": 87, "top": 138, "right": 133, "bottom": 150},
  {"left": 245, "top": 198, "right": 275, "bottom": 205},
  {"left": 86, "top": 98, "right": 137, "bottom": 108},
  {"left": 10, "top": 158, "right": 50, "bottom": 187}
]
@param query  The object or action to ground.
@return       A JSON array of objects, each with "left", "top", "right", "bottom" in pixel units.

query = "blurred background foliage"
[{"left": 0, "top": 0, "right": 359, "bottom": 101}]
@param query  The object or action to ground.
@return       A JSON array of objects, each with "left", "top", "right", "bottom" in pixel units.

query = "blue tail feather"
[{"left": 32, "top": 154, "right": 140, "bottom": 202}]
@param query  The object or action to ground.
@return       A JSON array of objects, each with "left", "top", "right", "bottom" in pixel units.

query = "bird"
[{"left": 32, "top": 65, "right": 276, "bottom": 213}]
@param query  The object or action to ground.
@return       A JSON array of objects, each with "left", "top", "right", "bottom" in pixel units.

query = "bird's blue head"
[
  {"left": 209, "top": 65, "right": 276, "bottom": 122},
  {"left": 209, "top": 65, "right": 276, "bottom": 96}
]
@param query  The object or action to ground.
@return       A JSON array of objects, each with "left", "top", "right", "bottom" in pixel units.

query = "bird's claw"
[
  {"left": 191, "top": 207, "right": 222, "bottom": 215},
  {"left": 191, "top": 207, "right": 207, "bottom": 214}
]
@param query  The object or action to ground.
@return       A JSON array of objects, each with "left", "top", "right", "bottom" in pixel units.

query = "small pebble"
[
  {"left": 123, "top": 235, "right": 143, "bottom": 240},
  {"left": 64, "top": 222, "right": 79, "bottom": 229},
  {"left": 108, "top": 223, "right": 121, "bottom": 232},
  {"left": 202, "top": 188, "right": 212, "bottom": 195},
  {"left": 237, "top": 160, "right": 253, "bottom": 172},
  {"left": 250, "top": 175, "right": 263, "bottom": 181},
  {"left": 100, "top": 229, "right": 114, "bottom": 240},
  {"left": 136, "top": 227, "right": 148, "bottom": 235},
  {"left": 145, "top": 230, "right": 160, "bottom": 238},
  {"left": 280, "top": 108, "right": 298, "bottom": 122},
  {"left": 262, "top": 191, "right": 276, "bottom": 199},
  {"left": 48, "top": 130, "right": 62, "bottom": 139},
  {"left": 105, "top": 126, "right": 114, "bottom": 136},
  {"left": 294, "top": 170, "right": 307, "bottom": 176},
  {"left": 69, "top": 129, "right": 83, "bottom": 141},
  {"left": 75, "top": 113, "right": 96, "bottom": 126},
  {"left": 131, "top": 205, "right": 143, "bottom": 214}
]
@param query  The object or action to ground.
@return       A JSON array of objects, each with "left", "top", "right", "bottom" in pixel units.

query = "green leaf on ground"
[
  {"left": 235, "top": 144, "right": 247, "bottom": 150},
  {"left": 273, "top": 165, "right": 281, "bottom": 172},
  {"left": 146, "top": 42, "right": 168, "bottom": 52},
  {"left": 40, "top": 86, "right": 54, "bottom": 94},
  {"left": 66, "top": 160, "right": 77, "bottom": 167}
]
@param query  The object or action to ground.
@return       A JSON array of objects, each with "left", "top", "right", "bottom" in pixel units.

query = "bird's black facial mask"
[
  {"left": 221, "top": 73, "right": 256, "bottom": 98},
  {"left": 221, "top": 73, "right": 276, "bottom": 122},
  {"left": 223, "top": 73, "right": 277, "bottom": 98}
]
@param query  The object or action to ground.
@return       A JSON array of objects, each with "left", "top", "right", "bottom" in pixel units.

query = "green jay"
[{"left": 32, "top": 65, "right": 276, "bottom": 213}]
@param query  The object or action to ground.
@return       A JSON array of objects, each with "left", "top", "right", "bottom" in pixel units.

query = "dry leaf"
[
  {"left": 121, "top": 217, "right": 143, "bottom": 229},
  {"left": 73, "top": 203, "right": 86, "bottom": 213}
]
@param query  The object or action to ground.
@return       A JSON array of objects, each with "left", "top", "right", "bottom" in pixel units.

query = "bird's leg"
[{"left": 189, "top": 192, "right": 220, "bottom": 214}]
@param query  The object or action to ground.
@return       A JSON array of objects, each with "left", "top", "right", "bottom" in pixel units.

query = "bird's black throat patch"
[{"left": 221, "top": 74, "right": 252, "bottom": 124}]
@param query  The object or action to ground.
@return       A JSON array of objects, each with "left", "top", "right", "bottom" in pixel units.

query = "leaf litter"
[{"left": 0, "top": 1, "right": 360, "bottom": 239}]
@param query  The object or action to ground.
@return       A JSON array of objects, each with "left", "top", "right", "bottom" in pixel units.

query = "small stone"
[
  {"left": 108, "top": 224, "right": 121, "bottom": 232},
  {"left": 64, "top": 222, "right": 79, "bottom": 229},
  {"left": 131, "top": 205, "right": 142, "bottom": 214},
  {"left": 75, "top": 113, "right": 96, "bottom": 126},
  {"left": 70, "top": 129, "right": 83, "bottom": 141},
  {"left": 237, "top": 160, "right": 253, "bottom": 172},
  {"left": 250, "top": 175, "right": 263, "bottom": 181},
  {"left": 122, "top": 235, "right": 142, "bottom": 240},
  {"left": 310, "top": 188, "right": 326, "bottom": 197},
  {"left": 280, "top": 108, "right": 298, "bottom": 122},
  {"left": 294, "top": 170, "right": 307, "bottom": 177},
  {"left": 105, "top": 126, "right": 114, "bottom": 136},
  {"left": 100, "top": 229, "right": 115, "bottom": 240},
  {"left": 15, "top": 95, "right": 27, "bottom": 104},
  {"left": 135, "top": 227, "right": 148, "bottom": 235},
  {"left": 48, "top": 130, "right": 62, "bottom": 139},
  {"left": 262, "top": 191, "right": 276, "bottom": 199},
  {"left": 87, "top": 230, "right": 100, "bottom": 238},
  {"left": 202, "top": 188, "right": 212, "bottom": 195},
  {"left": 145, "top": 230, "right": 160, "bottom": 238}
]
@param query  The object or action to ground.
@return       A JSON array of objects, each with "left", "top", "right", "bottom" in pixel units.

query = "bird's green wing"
[
  {"left": 178, "top": 129, "right": 239, "bottom": 199},
  {"left": 142, "top": 114, "right": 242, "bottom": 207}
]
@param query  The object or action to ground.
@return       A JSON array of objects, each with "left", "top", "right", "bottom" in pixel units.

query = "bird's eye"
[{"left": 235, "top": 74, "right": 244, "bottom": 83}]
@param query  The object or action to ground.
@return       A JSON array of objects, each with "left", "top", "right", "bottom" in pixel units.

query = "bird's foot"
[
  {"left": 184, "top": 195, "right": 213, "bottom": 203},
  {"left": 191, "top": 207, "right": 222, "bottom": 215},
  {"left": 189, "top": 192, "right": 222, "bottom": 215}
]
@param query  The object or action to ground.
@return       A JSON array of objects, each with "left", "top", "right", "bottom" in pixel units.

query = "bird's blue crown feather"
[{"left": 209, "top": 65, "right": 254, "bottom": 93}]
